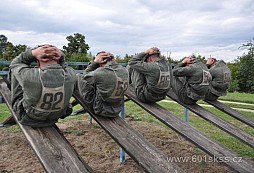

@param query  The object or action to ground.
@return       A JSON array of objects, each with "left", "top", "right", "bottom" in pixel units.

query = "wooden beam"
[
  {"left": 167, "top": 90, "right": 254, "bottom": 148},
  {"left": 125, "top": 86, "right": 254, "bottom": 173},
  {"left": 0, "top": 80, "right": 94, "bottom": 173},
  {"left": 205, "top": 99, "right": 254, "bottom": 128},
  {"left": 73, "top": 91, "right": 184, "bottom": 173}
]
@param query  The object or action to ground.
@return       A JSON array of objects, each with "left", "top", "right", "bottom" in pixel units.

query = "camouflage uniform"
[
  {"left": 171, "top": 60, "right": 212, "bottom": 104},
  {"left": 128, "top": 52, "right": 171, "bottom": 103},
  {"left": 205, "top": 60, "right": 231, "bottom": 101},
  {"left": 10, "top": 49, "right": 76, "bottom": 127},
  {"left": 77, "top": 61, "right": 129, "bottom": 117}
]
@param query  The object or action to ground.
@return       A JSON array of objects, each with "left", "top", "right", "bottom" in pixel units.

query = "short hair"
[
  {"left": 96, "top": 51, "right": 113, "bottom": 63},
  {"left": 96, "top": 51, "right": 106, "bottom": 56}
]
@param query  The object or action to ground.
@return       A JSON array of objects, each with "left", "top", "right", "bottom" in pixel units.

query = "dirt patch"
[{"left": 0, "top": 115, "right": 235, "bottom": 173}]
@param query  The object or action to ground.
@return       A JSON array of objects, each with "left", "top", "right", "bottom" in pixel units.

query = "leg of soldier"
[
  {"left": 205, "top": 91, "right": 219, "bottom": 101},
  {"left": 170, "top": 75, "right": 184, "bottom": 97},
  {"left": 131, "top": 69, "right": 147, "bottom": 102},
  {"left": 170, "top": 76, "right": 196, "bottom": 104}
]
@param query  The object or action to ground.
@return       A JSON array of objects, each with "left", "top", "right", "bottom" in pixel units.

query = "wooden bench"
[
  {"left": 0, "top": 80, "right": 94, "bottom": 173},
  {"left": 73, "top": 91, "right": 184, "bottom": 173},
  {"left": 126, "top": 86, "right": 254, "bottom": 173},
  {"left": 205, "top": 99, "right": 254, "bottom": 128},
  {"left": 167, "top": 90, "right": 254, "bottom": 148}
]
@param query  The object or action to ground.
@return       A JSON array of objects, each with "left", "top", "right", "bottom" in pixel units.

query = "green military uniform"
[
  {"left": 128, "top": 52, "right": 171, "bottom": 103},
  {"left": 205, "top": 60, "right": 231, "bottom": 101},
  {"left": 77, "top": 61, "right": 129, "bottom": 117},
  {"left": 10, "top": 49, "right": 76, "bottom": 127},
  {"left": 171, "top": 60, "right": 212, "bottom": 104}
]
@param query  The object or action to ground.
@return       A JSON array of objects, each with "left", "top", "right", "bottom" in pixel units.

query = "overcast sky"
[{"left": 1, "top": 0, "right": 253, "bottom": 62}]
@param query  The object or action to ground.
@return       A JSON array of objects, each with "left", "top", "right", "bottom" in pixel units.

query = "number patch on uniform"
[
  {"left": 156, "top": 72, "right": 170, "bottom": 89},
  {"left": 40, "top": 92, "right": 64, "bottom": 111},
  {"left": 111, "top": 77, "right": 129, "bottom": 99},
  {"left": 224, "top": 72, "right": 231, "bottom": 83},
  {"left": 201, "top": 70, "right": 212, "bottom": 85}
]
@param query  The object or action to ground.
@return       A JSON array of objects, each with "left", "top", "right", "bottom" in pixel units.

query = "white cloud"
[{"left": 0, "top": 0, "right": 253, "bottom": 62}]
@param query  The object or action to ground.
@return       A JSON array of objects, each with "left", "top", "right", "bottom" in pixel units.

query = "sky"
[{"left": 0, "top": 0, "right": 253, "bottom": 62}]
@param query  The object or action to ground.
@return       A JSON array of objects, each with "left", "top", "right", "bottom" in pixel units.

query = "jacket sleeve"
[
  {"left": 9, "top": 49, "right": 37, "bottom": 87},
  {"left": 10, "top": 49, "right": 36, "bottom": 71},
  {"left": 128, "top": 52, "right": 153, "bottom": 74},
  {"left": 173, "top": 65, "right": 194, "bottom": 77},
  {"left": 84, "top": 61, "right": 100, "bottom": 74},
  {"left": 75, "top": 71, "right": 96, "bottom": 107}
]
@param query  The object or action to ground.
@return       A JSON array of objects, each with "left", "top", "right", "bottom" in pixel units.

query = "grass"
[
  {"left": 198, "top": 100, "right": 254, "bottom": 110},
  {"left": 219, "top": 92, "right": 254, "bottom": 104},
  {"left": 125, "top": 98, "right": 254, "bottom": 160},
  {"left": 1, "top": 92, "right": 254, "bottom": 160},
  {"left": 0, "top": 103, "right": 11, "bottom": 122}
]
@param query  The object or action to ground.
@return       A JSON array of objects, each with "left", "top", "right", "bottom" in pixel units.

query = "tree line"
[{"left": 0, "top": 33, "right": 253, "bottom": 93}]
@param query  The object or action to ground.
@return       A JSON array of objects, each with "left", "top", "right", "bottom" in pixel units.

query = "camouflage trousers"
[{"left": 170, "top": 76, "right": 196, "bottom": 105}]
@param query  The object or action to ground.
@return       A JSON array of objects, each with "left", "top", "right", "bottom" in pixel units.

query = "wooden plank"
[
  {"left": 205, "top": 99, "right": 254, "bottom": 128},
  {"left": 167, "top": 90, "right": 254, "bottom": 148},
  {"left": 73, "top": 91, "right": 184, "bottom": 173},
  {"left": 125, "top": 86, "right": 254, "bottom": 173},
  {"left": 0, "top": 80, "right": 94, "bottom": 173}
]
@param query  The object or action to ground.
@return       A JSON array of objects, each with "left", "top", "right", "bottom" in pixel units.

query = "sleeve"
[
  {"left": 173, "top": 65, "right": 194, "bottom": 77},
  {"left": 10, "top": 49, "right": 36, "bottom": 71},
  {"left": 76, "top": 70, "right": 96, "bottom": 92},
  {"left": 84, "top": 61, "right": 100, "bottom": 74},
  {"left": 9, "top": 49, "right": 37, "bottom": 87},
  {"left": 128, "top": 52, "right": 153, "bottom": 74},
  {"left": 75, "top": 72, "right": 96, "bottom": 108}
]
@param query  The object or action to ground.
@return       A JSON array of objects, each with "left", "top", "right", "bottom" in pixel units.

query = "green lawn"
[
  {"left": 220, "top": 92, "right": 254, "bottom": 104},
  {"left": 125, "top": 93, "right": 254, "bottom": 160},
  {"left": 125, "top": 100, "right": 254, "bottom": 160},
  {"left": 0, "top": 103, "right": 11, "bottom": 122},
  {"left": 1, "top": 92, "right": 254, "bottom": 160}
]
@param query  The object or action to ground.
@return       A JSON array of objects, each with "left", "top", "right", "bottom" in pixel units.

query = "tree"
[
  {"left": 0, "top": 35, "right": 9, "bottom": 58},
  {"left": 191, "top": 54, "right": 206, "bottom": 63},
  {"left": 13, "top": 44, "right": 27, "bottom": 55},
  {"left": 0, "top": 35, "right": 27, "bottom": 61},
  {"left": 63, "top": 33, "right": 90, "bottom": 61},
  {"left": 2, "top": 42, "right": 14, "bottom": 60},
  {"left": 116, "top": 53, "right": 132, "bottom": 63},
  {"left": 2, "top": 43, "right": 27, "bottom": 61},
  {"left": 238, "top": 39, "right": 254, "bottom": 93},
  {"left": 227, "top": 60, "right": 240, "bottom": 92}
]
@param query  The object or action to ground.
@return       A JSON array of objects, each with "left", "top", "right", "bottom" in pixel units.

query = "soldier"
[
  {"left": 10, "top": 44, "right": 76, "bottom": 127},
  {"left": 76, "top": 51, "right": 129, "bottom": 117},
  {"left": 205, "top": 57, "right": 231, "bottom": 101},
  {"left": 171, "top": 56, "right": 212, "bottom": 104},
  {"left": 127, "top": 47, "right": 171, "bottom": 103}
]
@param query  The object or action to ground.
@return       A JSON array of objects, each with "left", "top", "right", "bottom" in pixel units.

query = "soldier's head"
[
  {"left": 206, "top": 57, "right": 217, "bottom": 68},
  {"left": 146, "top": 52, "right": 160, "bottom": 62},
  {"left": 183, "top": 56, "right": 197, "bottom": 66},
  {"left": 35, "top": 44, "right": 64, "bottom": 69},
  {"left": 95, "top": 51, "right": 115, "bottom": 67}
]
